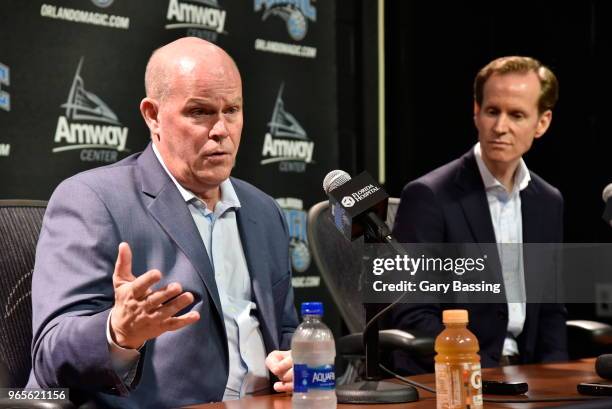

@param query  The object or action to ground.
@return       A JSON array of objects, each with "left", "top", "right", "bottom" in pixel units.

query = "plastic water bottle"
[
  {"left": 435, "top": 309, "right": 483, "bottom": 409},
  {"left": 291, "top": 302, "right": 337, "bottom": 409}
]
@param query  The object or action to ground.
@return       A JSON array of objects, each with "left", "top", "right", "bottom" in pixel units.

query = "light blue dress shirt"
[{"left": 474, "top": 143, "right": 530, "bottom": 357}]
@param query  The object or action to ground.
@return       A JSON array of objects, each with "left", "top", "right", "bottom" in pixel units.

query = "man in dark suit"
[
  {"left": 29, "top": 37, "right": 297, "bottom": 408},
  {"left": 390, "top": 56, "right": 568, "bottom": 374}
]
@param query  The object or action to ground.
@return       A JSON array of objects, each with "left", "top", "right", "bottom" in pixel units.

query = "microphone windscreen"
[
  {"left": 595, "top": 354, "right": 612, "bottom": 380},
  {"left": 323, "top": 170, "right": 351, "bottom": 194}
]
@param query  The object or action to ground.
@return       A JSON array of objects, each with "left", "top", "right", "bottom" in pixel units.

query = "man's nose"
[
  {"left": 209, "top": 117, "right": 229, "bottom": 141},
  {"left": 493, "top": 114, "right": 509, "bottom": 134}
]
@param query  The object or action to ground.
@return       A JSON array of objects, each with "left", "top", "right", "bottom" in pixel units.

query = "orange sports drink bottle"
[{"left": 435, "top": 309, "right": 483, "bottom": 409}]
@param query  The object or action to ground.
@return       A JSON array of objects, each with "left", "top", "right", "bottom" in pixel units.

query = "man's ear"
[
  {"left": 534, "top": 110, "right": 552, "bottom": 139},
  {"left": 140, "top": 98, "right": 160, "bottom": 140},
  {"left": 473, "top": 101, "right": 481, "bottom": 126}
]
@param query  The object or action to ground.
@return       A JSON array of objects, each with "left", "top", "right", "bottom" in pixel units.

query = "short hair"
[{"left": 474, "top": 56, "right": 558, "bottom": 114}]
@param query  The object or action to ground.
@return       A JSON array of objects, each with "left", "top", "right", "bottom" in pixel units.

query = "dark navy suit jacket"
[
  {"left": 389, "top": 149, "right": 568, "bottom": 374},
  {"left": 28, "top": 144, "right": 298, "bottom": 408}
]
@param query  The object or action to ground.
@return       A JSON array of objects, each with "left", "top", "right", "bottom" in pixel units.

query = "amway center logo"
[
  {"left": 261, "top": 83, "right": 314, "bottom": 173},
  {"left": 0, "top": 62, "right": 10, "bottom": 112},
  {"left": 52, "top": 58, "right": 128, "bottom": 163},
  {"left": 254, "top": 0, "right": 316, "bottom": 41},
  {"left": 165, "top": 0, "right": 227, "bottom": 42}
]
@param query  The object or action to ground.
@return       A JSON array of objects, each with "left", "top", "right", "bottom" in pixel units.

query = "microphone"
[
  {"left": 595, "top": 354, "right": 612, "bottom": 380},
  {"left": 603, "top": 184, "right": 612, "bottom": 227},
  {"left": 322, "top": 170, "right": 391, "bottom": 244}
]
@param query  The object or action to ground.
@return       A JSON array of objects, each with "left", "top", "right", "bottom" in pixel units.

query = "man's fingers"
[
  {"left": 280, "top": 367, "right": 293, "bottom": 382},
  {"left": 130, "top": 269, "right": 162, "bottom": 299},
  {"left": 155, "top": 292, "right": 195, "bottom": 318},
  {"left": 113, "top": 242, "right": 136, "bottom": 287},
  {"left": 162, "top": 311, "right": 200, "bottom": 331},
  {"left": 266, "top": 350, "right": 292, "bottom": 376},
  {"left": 273, "top": 381, "right": 293, "bottom": 393},
  {"left": 144, "top": 282, "right": 183, "bottom": 310}
]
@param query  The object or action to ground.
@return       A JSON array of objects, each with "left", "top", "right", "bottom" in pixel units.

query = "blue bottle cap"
[{"left": 301, "top": 302, "right": 323, "bottom": 316}]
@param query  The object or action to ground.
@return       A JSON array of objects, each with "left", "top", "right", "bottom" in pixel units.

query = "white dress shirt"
[{"left": 474, "top": 143, "right": 530, "bottom": 356}]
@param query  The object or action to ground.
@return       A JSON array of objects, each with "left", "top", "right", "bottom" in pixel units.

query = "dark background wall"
[{"left": 383, "top": 0, "right": 612, "bottom": 320}]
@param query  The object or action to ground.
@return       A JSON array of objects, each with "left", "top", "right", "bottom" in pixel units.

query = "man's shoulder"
[
  {"left": 528, "top": 170, "right": 563, "bottom": 203},
  {"left": 403, "top": 152, "right": 469, "bottom": 196},
  {"left": 51, "top": 151, "right": 142, "bottom": 199}
]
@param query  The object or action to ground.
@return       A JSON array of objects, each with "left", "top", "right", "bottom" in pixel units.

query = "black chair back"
[
  {"left": 306, "top": 198, "right": 400, "bottom": 333},
  {"left": 0, "top": 200, "right": 47, "bottom": 387}
]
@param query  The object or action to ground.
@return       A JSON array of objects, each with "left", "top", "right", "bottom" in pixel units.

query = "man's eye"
[
  {"left": 225, "top": 106, "right": 240, "bottom": 115},
  {"left": 190, "top": 108, "right": 204, "bottom": 116}
]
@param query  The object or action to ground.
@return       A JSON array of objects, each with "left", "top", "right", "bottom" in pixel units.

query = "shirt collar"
[
  {"left": 473, "top": 142, "right": 531, "bottom": 193},
  {"left": 152, "top": 143, "right": 241, "bottom": 210}
]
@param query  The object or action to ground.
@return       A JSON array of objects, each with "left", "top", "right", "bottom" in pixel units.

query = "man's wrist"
[{"left": 108, "top": 309, "right": 143, "bottom": 350}]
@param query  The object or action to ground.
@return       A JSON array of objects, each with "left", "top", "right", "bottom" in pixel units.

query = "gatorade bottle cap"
[
  {"left": 442, "top": 309, "right": 468, "bottom": 324},
  {"left": 301, "top": 302, "right": 323, "bottom": 316}
]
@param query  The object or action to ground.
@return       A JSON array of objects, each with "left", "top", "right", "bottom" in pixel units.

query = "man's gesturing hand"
[{"left": 110, "top": 242, "right": 200, "bottom": 349}]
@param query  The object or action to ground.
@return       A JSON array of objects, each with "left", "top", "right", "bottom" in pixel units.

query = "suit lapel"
[
  {"left": 137, "top": 144, "right": 224, "bottom": 322},
  {"left": 233, "top": 182, "right": 279, "bottom": 350},
  {"left": 455, "top": 151, "right": 502, "bottom": 283},
  {"left": 520, "top": 181, "right": 542, "bottom": 244},
  {"left": 456, "top": 151, "right": 497, "bottom": 244},
  {"left": 521, "top": 180, "right": 545, "bottom": 301}
]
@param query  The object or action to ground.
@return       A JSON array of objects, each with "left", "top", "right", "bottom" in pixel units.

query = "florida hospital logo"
[
  {"left": 276, "top": 197, "right": 311, "bottom": 273},
  {"left": 52, "top": 58, "right": 129, "bottom": 163},
  {"left": 165, "top": 0, "right": 227, "bottom": 42},
  {"left": 261, "top": 83, "right": 314, "bottom": 173},
  {"left": 254, "top": 0, "right": 316, "bottom": 41},
  {"left": 341, "top": 196, "right": 355, "bottom": 208},
  {"left": 0, "top": 62, "right": 9, "bottom": 112}
]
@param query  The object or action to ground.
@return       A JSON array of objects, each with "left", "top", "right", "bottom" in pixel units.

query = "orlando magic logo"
[
  {"left": 254, "top": 0, "right": 316, "bottom": 41},
  {"left": 0, "top": 62, "right": 10, "bottom": 112},
  {"left": 277, "top": 198, "right": 311, "bottom": 273},
  {"left": 91, "top": 0, "right": 114, "bottom": 8},
  {"left": 261, "top": 83, "right": 314, "bottom": 173},
  {"left": 53, "top": 58, "right": 128, "bottom": 161}
]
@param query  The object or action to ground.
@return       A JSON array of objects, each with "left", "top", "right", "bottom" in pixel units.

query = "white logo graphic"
[
  {"left": 0, "top": 144, "right": 10, "bottom": 157},
  {"left": 53, "top": 58, "right": 128, "bottom": 163},
  {"left": 261, "top": 83, "right": 314, "bottom": 173},
  {"left": 341, "top": 196, "right": 355, "bottom": 208},
  {"left": 165, "top": 0, "right": 227, "bottom": 42},
  {"left": 40, "top": 3, "right": 130, "bottom": 30},
  {"left": 0, "top": 62, "right": 10, "bottom": 112}
]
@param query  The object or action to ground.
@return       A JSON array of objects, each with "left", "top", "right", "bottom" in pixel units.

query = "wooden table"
[{"left": 185, "top": 359, "right": 610, "bottom": 408}]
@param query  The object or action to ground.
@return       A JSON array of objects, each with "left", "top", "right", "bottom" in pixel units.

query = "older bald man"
[{"left": 29, "top": 37, "right": 298, "bottom": 408}]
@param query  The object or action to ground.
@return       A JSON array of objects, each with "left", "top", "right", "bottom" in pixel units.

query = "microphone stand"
[{"left": 335, "top": 213, "right": 419, "bottom": 404}]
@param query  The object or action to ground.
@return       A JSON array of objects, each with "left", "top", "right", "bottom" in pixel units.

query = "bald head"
[{"left": 144, "top": 37, "right": 240, "bottom": 101}]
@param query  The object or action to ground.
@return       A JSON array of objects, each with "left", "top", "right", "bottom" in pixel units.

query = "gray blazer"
[{"left": 28, "top": 143, "right": 298, "bottom": 408}]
